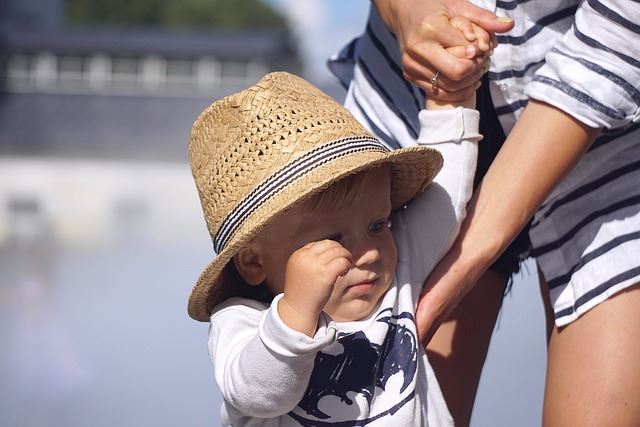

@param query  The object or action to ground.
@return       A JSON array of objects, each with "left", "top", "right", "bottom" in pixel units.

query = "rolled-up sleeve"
[{"left": 525, "top": 0, "right": 640, "bottom": 129}]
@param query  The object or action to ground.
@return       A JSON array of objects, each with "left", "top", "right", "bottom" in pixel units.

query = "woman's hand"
[
  {"left": 373, "top": 0, "right": 514, "bottom": 101},
  {"left": 415, "top": 216, "right": 496, "bottom": 344}
]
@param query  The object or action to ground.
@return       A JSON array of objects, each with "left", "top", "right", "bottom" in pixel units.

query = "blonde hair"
[{"left": 303, "top": 166, "right": 389, "bottom": 213}]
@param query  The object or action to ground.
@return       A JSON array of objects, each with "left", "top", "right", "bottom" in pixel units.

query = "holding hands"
[
  {"left": 373, "top": 0, "right": 514, "bottom": 102},
  {"left": 372, "top": 0, "right": 515, "bottom": 343},
  {"left": 427, "top": 14, "right": 493, "bottom": 109}
]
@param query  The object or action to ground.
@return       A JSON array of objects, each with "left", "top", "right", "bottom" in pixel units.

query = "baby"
[{"left": 187, "top": 68, "right": 481, "bottom": 425}]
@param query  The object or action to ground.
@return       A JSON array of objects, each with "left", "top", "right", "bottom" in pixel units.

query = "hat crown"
[
  {"left": 188, "top": 72, "right": 374, "bottom": 247},
  {"left": 187, "top": 72, "right": 443, "bottom": 321}
]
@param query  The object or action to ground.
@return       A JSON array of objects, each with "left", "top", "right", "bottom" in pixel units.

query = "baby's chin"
[{"left": 325, "top": 297, "right": 385, "bottom": 323}]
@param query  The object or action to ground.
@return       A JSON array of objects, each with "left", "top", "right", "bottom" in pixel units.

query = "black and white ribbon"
[{"left": 214, "top": 137, "right": 389, "bottom": 253}]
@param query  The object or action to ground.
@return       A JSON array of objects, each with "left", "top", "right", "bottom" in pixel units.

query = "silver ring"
[{"left": 430, "top": 71, "right": 440, "bottom": 90}]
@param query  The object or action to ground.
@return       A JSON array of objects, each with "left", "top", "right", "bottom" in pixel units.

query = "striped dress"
[{"left": 328, "top": 0, "right": 640, "bottom": 327}]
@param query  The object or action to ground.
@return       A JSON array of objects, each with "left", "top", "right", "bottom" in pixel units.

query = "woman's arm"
[
  {"left": 415, "top": 100, "right": 602, "bottom": 343},
  {"left": 415, "top": 0, "right": 640, "bottom": 344}
]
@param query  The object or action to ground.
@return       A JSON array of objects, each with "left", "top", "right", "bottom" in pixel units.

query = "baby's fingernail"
[
  {"left": 496, "top": 16, "right": 513, "bottom": 23},
  {"left": 480, "top": 40, "right": 489, "bottom": 51},
  {"left": 466, "top": 45, "right": 476, "bottom": 57}
]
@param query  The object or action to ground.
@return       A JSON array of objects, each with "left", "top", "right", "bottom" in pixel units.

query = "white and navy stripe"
[
  {"left": 214, "top": 137, "right": 388, "bottom": 253},
  {"left": 328, "top": 0, "right": 640, "bottom": 326},
  {"left": 529, "top": 128, "right": 640, "bottom": 325}
]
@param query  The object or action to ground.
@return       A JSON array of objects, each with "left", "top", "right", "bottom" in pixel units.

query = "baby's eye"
[{"left": 369, "top": 219, "right": 391, "bottom": 234}]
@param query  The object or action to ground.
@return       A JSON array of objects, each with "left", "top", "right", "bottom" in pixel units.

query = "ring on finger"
[{"left": 430, "top": 71, "right": 440, "bottom": 90}]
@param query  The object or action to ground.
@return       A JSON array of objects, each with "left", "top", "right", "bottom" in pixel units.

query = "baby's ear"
[{"left": 233, "top": 245, "right": 266, "bottom": 286}]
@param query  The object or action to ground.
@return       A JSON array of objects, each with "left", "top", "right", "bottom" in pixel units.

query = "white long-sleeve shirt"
[{"left": 207, "top": 107, "right": 480, "bottom": 426}]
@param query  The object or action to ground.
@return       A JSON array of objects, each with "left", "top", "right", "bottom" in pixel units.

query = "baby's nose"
[{"left": 352, "top": 239, "right": 381, "bottom": 266}]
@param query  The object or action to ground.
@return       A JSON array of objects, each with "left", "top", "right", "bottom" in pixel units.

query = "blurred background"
[{"left": 0, "top": 0, "right": 546, "bottom": 425}]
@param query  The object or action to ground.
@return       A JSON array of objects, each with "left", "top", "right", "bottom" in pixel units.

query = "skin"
[
  {"left": 233, "top": 53, "right": 486, "bottom": 419},
  {"left": 370, "top": 2, "right": 513, "bottom": 423},
  {"left": 425, "top": 270, "right": 506, "bottom": 426},
  {"left": 233, "top": 167, "right": 397, "bottom": 337},
  {"left": 370, "top": 2, "right": 640, "bottom": 425},
  {"left": 372, "top": 0, "right": 514, "bottom": 101},
  {"left": 423, "top": 51, "right": 503, "bottom": 426},
  {"left": 416, "top": 100, "right": 602, "bottom": 342},
  {"left": 368, "top": 0, "right": 640, "bottom": 427},
  {"left": 540, "top": 273, "right": 640, "bottom": 427},
  {"left": 417, "top": 100, "right": 640, "bottom": 426}
]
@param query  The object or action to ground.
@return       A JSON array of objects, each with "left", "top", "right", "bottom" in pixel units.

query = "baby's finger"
[
  {"left": 445, "top": 47, "right": 491, "bottom": 75},
  {"left": 302, "top": 239, "right": 342, "bottom": 253},
  {"left": 471, "top": 22, "right": 492, "bottom": 53},
  {"left": 450, "top": 16, "right": 476, "bottom": 42},
  {"left": 315, "top": 240, "right": 353, "bottom": 263},
  {"left": 328, "top": 257, "right": 352, "bottom": 278},
  {"left": 490, "top": 32, "right": 497, "bottom": 50},
  {"left": 313, "top": 245, "right": 352, "bottom": 279}
]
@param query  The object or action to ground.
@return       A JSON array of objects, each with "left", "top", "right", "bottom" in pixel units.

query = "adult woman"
[{"left": 329, "top": 0, "right": 640, "bottom": 425}]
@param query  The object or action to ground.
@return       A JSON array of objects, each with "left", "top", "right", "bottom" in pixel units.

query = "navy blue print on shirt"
[{"left": 290, "top": 309, "right": 418, "bottom": 425}]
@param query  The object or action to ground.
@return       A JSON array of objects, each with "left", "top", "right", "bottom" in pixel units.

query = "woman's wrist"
[
  {"left": 446, "top": 190, "right": 512, "bottom": 281},
  {"left": 446, "top": 233, "right": 500, "bottom": 285}
]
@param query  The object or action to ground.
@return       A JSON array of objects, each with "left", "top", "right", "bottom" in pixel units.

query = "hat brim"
[{"left": 188, "top": 144, "right": 443, "bottom": 321}]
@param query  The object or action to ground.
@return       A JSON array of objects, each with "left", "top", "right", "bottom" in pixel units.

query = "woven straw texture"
[{"left": 187, "top": 72, "right": 442, "bottom": 321}]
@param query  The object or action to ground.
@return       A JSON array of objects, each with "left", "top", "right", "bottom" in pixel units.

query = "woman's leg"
[
  {"left": 538, "top": 269, "right": 555, "bottom": 343},
  {"left": 541, "top": 279, "right": 640, "bottom": 427},
  {"left": 427, "top": 269, "right": 507, "bottom": 427}
]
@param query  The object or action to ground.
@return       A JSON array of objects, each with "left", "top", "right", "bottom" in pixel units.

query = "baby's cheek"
[{"left": 384, "top": 234, "right": 398, "bottom": 268}]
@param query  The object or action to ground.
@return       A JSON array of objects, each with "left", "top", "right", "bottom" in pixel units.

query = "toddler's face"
[{"left": 254, "top": 167, "right": 397, "bottom": 322}]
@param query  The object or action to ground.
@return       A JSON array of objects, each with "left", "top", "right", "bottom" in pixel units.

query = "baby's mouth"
[{"left": 346, "top": 277, "right": 378, "bottom": 292}]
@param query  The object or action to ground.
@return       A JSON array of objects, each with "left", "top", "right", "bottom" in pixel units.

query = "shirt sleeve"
[
  {"left": 394, "top": 107, "right": 481, "bottom": 285},
  {"left": 525, "top": 0, "right": 640, "bottom": 129},
  {"left": 208, "top": 295, "right": 337, "bottom": 418}
]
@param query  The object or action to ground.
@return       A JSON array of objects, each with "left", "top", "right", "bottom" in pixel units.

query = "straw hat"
[{"left": 187, "top": 71, "right": 443, "bottom": 321}]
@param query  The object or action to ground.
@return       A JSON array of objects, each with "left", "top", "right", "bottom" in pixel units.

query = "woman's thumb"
[{"left": 451, "top": 1, "right": 515, "bottom": 33}]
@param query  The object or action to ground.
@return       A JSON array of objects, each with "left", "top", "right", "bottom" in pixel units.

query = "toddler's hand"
[
  {"left": 427, "top": 15, "right": 493, "bottom": 110},
  {"left": 278, "top": 240, "right": 353, "bottom": 336}
]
